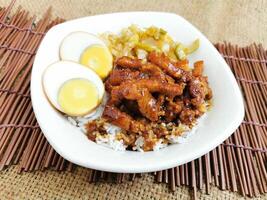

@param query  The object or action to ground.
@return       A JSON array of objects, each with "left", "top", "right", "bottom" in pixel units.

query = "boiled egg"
[
  {"left": 42, "top": 61, "right": 104, "bottom": 116},
  {"left": 59, "top": 32, "right": 113, "bottom": 79}
]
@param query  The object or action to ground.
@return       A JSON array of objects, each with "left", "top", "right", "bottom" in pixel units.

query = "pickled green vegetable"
[
  {"left": 175, "top": 39, "right": 200, "bottom": 60},
  {"left": 137, "top": 42, "right": 160, "bottom": 52},
  {"left": 184, "top": 39, "right": 200, "bottom": 54},
  {"left": 175, "top": 43, "right": 187, "bottom": 60}
]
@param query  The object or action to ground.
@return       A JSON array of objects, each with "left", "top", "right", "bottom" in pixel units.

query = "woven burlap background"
[{"left": 0, "top": 0, "right": 266, "bottom": 199}]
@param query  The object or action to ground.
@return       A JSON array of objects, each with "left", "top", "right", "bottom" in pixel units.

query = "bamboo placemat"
[{"left": 0, "top": 2, "right": 266, "bottom": 199}]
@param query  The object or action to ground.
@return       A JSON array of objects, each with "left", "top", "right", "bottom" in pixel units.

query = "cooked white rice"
[
  {"left": 132, "top": 136, "right": 145, "bottom": 152},
  {"left": 95, "top": 134, "right": 126, "bottom": 151},
  {"left": 153, "top": 139, "right": 168, "bottom": 151}
]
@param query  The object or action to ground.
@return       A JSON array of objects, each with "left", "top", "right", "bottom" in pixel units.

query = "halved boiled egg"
[
  {"left": 59, "top": 32, "right": 113, "bottom": 79},
  {"left": 42, "top": 61, "right": 104, "bottom": 116}
]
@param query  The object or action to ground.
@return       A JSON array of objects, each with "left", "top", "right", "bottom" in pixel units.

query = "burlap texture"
[
  {"left": 0, "top": 165, "right": 265, "bottom": 200},
  {"left": 0, "top": 0, "right": 266, "bottom": 199},
  {"left": 1, "top": 0, "right": 266, "bottom": 48}
]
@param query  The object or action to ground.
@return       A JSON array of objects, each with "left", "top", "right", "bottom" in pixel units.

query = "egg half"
[
  {"left": 42, "top": 61, "right": 104, "bottom": 116},
  {"left": 59, "top": 32, "right": 113, "bottom": 79}
]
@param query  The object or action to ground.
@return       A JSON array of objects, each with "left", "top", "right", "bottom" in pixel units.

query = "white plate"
[{"left": 31, "top": 12, "right": 244, "bottom": 173}]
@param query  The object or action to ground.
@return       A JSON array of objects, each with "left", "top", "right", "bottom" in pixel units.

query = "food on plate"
[
  {"left": 58, "top": 79, "right": 99, "bottom": 116},
  {"left": 86, "top": 52, "right": 212, "bottom": 151},
  {"left": 59, "top": 32, "right": 113, "bottom": 79},
  {"left": 80, "top": 44, "right": 113, "bottom": 79},
  {"left": 42, "top": 61, "right": 104, "bottom": 116},
  {"left": 43, "top": 25, "right": 212, "bottom": 152},
  {"left": 100, "top": 24, "right": 199, "bottom": 61}
]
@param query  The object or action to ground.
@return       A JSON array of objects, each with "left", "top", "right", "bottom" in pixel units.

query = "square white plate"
[{"left": 31, "top": 12, "right": 244, "bottom": 173}]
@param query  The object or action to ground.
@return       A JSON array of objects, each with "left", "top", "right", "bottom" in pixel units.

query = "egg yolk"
[
  {"left": 80, "top": 44, "right": 112, "bottom": 79},
  {"left": 58, "top": 79, "right": 99, "bottom": 116}
]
